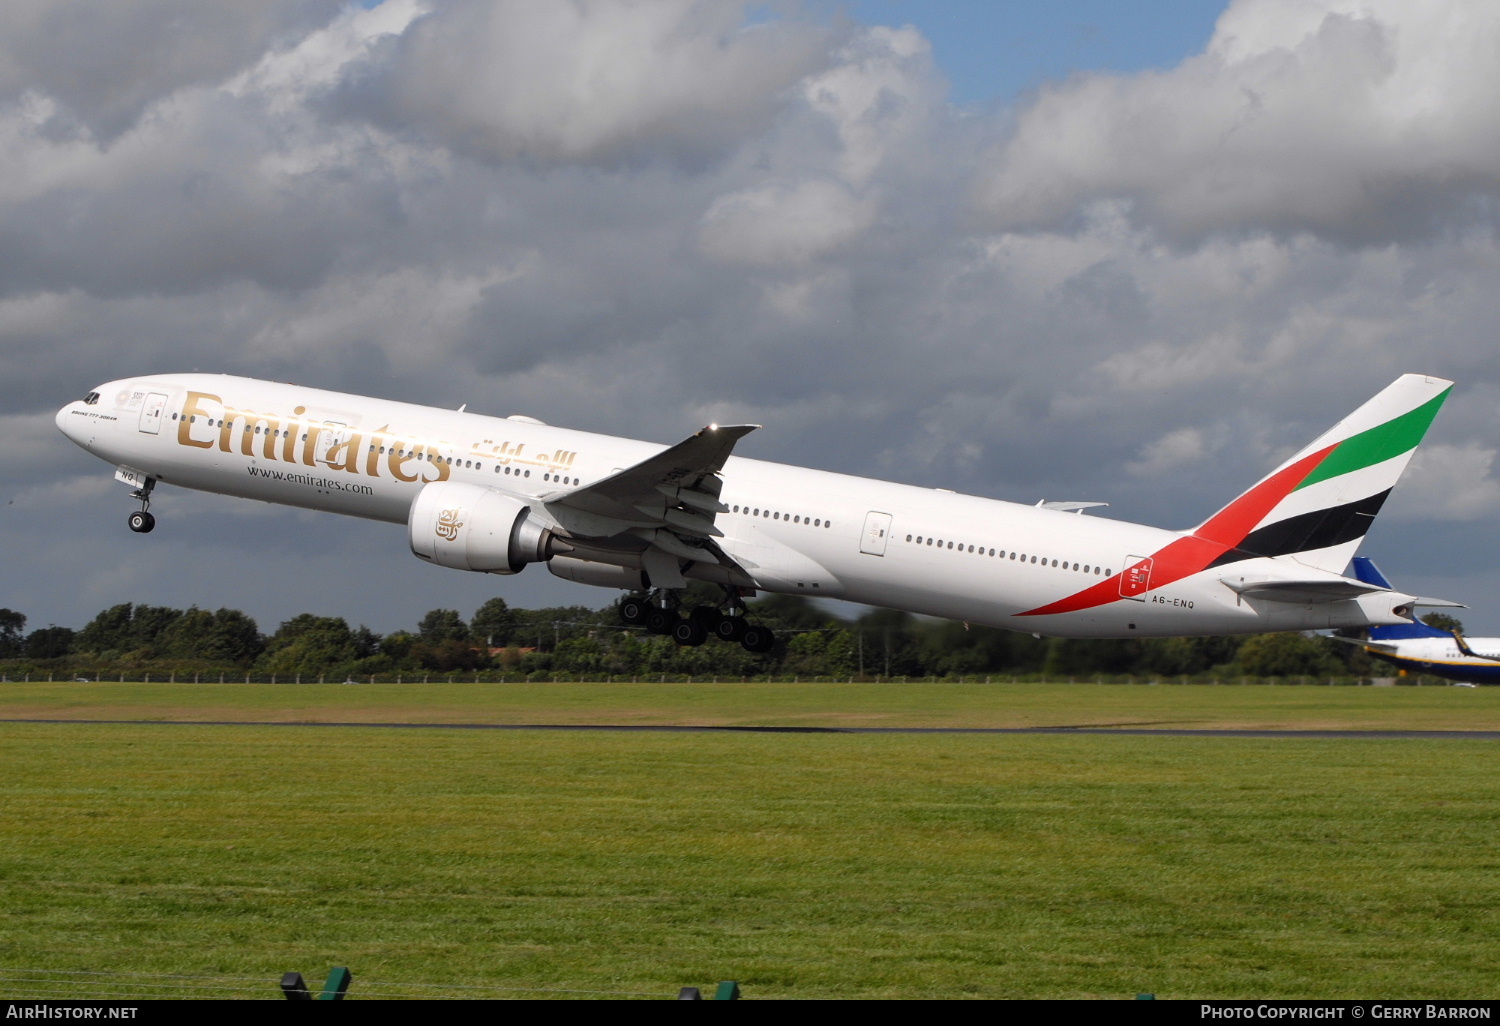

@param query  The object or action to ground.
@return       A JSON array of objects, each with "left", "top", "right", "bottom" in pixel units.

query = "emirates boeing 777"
[{"left": 56, "top": 373, "right": 1452, "bottom": 650}]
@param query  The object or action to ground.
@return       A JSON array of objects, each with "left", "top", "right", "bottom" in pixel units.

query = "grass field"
[
  {"left": 2, "top": 683, "right": 1498, "bottom": 999},
  {"left": 4, "top": 678, "right": 1500, "bottom": 730}
]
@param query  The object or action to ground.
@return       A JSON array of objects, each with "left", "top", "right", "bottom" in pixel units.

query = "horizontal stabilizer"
[
  {"left": 1223, "top": 578, "right": 1387, "bottom": 603},
  {"left": 1351, "top": 557, "right": 1465, "bottom": 607},
  {"left": 1036, "top": 500, "right": 1109, "bottom": 513}
]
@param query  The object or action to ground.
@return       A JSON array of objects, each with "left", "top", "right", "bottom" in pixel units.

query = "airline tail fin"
[{"left": 1189, "top": 374, "right": 1452, "bottom": 574}]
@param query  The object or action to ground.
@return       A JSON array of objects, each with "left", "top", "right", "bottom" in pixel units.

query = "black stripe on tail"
[{"left": 1207, "top": 489, "right": 1391, "bottom": 569}]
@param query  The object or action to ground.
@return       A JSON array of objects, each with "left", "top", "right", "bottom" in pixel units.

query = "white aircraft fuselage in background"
[{"left": 56, "top": 373, "right": 1452, "bottom": 642}]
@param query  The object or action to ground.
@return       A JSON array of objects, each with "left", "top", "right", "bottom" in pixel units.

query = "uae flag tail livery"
[
  {"left": 1019, "top": 374, "right": 1452, "bottom": 629},
  {"left": 57, "top": 371, "right": 1455, "bottom": 644}
]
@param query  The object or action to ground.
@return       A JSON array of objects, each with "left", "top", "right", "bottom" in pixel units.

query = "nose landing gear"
[{"left": 127, "top": 479, "right": 156, "bottom": 534}]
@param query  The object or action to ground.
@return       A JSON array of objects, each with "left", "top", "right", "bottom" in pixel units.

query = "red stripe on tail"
[{"left": 1017, "top": 444, "right": 1334, "bottom": 617}]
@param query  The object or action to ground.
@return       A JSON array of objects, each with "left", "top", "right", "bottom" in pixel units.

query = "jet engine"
[{"left": 409, "top": 481, "right": 568, "bottom": 574}]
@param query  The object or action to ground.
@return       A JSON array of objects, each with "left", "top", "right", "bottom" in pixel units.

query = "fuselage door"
[
  {"left": 1119, "top": 556, "right": 1152, "bottom": 600},
  {"left": 860, "top": 511, "right": 894, "bottom": 556},
  {"left": 315, "top": 422, "right": 348, "bottom": 465},
  {"left": 137, "top": 393, "right": 168, "bottom": 435}
]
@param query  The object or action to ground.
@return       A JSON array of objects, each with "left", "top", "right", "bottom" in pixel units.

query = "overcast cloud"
[{"left": 4, "top": 0, "right": 1499, "bottom": 635}]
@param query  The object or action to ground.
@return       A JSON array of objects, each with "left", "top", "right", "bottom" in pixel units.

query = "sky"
[{"left": 3, "top": 0, "right": 1499, "bottom": 636}]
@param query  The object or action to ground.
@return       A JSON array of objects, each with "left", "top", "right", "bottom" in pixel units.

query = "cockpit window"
[{"left": 83, "top": 392, "right": 100, "bottom": 406}]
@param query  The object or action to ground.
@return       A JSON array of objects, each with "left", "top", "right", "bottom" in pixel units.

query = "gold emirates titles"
[{"left": 177, "top": 390, "right": 579, "bottom": 483}]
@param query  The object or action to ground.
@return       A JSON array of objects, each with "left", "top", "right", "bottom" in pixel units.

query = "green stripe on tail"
[{"left": 1295, "top": 388, "right": 1451, "bottom": 491}]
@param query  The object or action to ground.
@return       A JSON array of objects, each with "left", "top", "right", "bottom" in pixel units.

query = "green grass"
[
  {"left": 1, "top": 685, "right": 1499, "bottom": 999},
  {"left": 4, "top": 679, "right": 1500, "bottom": 731}
]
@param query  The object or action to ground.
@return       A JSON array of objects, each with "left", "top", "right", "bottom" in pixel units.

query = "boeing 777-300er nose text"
[{"left": 56, "top": 373, "right": 1452, "bottom": 649}]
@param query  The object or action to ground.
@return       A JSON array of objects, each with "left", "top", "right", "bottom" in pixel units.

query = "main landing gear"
[
  {"left": 127, "top": 479, "right": 156, "bottom": 534},
  {"left": 618, "top": 590, "right": 776, "bottom": 654}
]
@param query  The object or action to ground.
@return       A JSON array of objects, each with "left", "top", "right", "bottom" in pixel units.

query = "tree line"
[{"left": 0, "top": 586, "right": 1418, "bottom": 681}]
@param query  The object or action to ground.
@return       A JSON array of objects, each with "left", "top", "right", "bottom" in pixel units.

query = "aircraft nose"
[{"left": 56, "top": 402, "right": 79, "bottom": 440}]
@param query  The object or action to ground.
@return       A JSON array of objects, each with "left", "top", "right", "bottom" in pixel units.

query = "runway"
[{"left": 2, "top": 718, "right": 1498, "bottom": 739}]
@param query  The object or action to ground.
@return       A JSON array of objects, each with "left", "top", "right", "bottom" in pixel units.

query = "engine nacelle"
[{"left": 408, "top": 481, "right": 565, "bottom": 574}]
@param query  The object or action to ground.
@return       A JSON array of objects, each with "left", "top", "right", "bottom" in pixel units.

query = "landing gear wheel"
[
  {"left": 128, "top": 510, "right": 155, "bottom": 534},
  {"left": 739, "top": 624, "right": 775, "bottom": 654},
  {"left": 713, "top": 615, "right": 746, "bottom": 643},
  {"left": 619, "top": 597, "right": 650, "bottom": 626},
  {"left": 645, "top": 608, "right": 678, "bottom": 635},
  {"left": 672, "top": 618, "right": 709, "bottom": 647}
]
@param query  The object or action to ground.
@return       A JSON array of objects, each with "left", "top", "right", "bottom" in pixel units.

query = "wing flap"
[{"left": 541, "top": 423, "right": 758, "bottom": 572}]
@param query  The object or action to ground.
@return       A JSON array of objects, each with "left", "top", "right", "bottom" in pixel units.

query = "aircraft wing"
[
  {"left": 539, "top": 423, "right": 759, "bottom": 575},
  {"left": 1450, "top": 633, "right": 1500, "bottom": 663}
]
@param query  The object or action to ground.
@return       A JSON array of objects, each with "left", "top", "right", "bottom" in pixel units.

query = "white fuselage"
[
  {"left": 56, "top": 374, "right": 1417, "bottom": 639},
  {"left": 1368, "top": 638, "right": 1500, "bottom": 683}
]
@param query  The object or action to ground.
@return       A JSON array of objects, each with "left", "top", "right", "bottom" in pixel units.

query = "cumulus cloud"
[
  {"left": 1386, "top": 443, "right": 1500, "bottom": 521},
  {"left": 344, "top": 0, "right": 829, "bottom": 165},
  {"left": 975, "top": 0, "right": 1500, "bottom": 244},
  {"left": 699, "top": 179, "right": 877, "bottom": 266},
  {"left": 1126, "top": 428, "right": 1209, "bottom": 477},
  {"left": 0, "top": 1, "right": 343, "bottom": 139}
]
